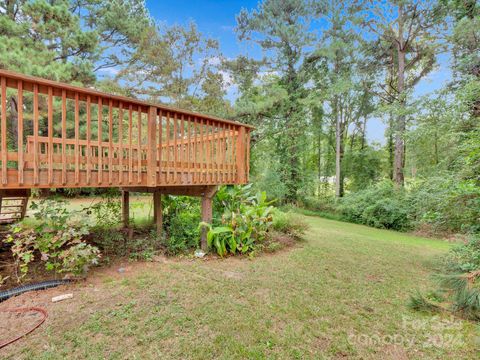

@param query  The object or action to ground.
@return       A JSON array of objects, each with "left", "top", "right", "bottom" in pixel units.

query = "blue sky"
[{"left": 145, "top": 1, "right": 452, "bottom": 144}]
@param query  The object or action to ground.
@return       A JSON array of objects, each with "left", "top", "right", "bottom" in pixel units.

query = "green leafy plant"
[
  {"left": 203, "top": 185, "right": 275, "bottom": 256},
  {"left": 409, "top": 236, "right": 480, "bottom": 321},
  {"left": 87, "top": 192, "right": 122, "bottom": 227},
  {"left": 6, "top": 198, "right": 100, "bottom": 281}
]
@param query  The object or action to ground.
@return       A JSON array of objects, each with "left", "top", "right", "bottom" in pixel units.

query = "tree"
[
  {"left": 360, "top": 0, "right": 443, "bottom": 186},
  {"left": 117, "top": 21, "right": 226, "bottom": 114},
  {"left": 0, "top": 0, "right": 98, "bottom": 83},
  {"left": 235, "top": 0, "right": 320, "bottom": 202},
  {"left": 305, "top": 1, "right": 374, "bottom": 197}
]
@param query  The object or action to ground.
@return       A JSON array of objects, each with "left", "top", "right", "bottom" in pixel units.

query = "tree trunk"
[
  {"left": 394, "top": 4, "right": 406, "bottom": 187},
  {"left": 360, "top": 118, "right": 367, "bottom": 151},
  {"left": 335, "top": 99, "right": 344, "bottom": 198},
  {"left": 387, "top": 116, "right": 394, "bottom": 180},
  {"left": 317, "top": 126, "right": 322, "bottom": 197}
]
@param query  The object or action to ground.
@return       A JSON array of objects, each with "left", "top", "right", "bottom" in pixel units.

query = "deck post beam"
[
  {"left": 147, "top": 106, "right": 158, "bottom": 187},
  {"left": 153, "top": 191, "right": 162, "bottom": 237},
  {"left": 200, "top": 186, "right": 218, "bottom": 252},
  {"left": 236, "top": 126, "right": 246, "bottom": 184},
  {"left": 121, "top": 190, "right": 130, "bottom": 228}
]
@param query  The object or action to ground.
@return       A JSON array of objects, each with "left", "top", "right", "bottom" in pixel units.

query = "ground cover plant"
[
  {"left": 0, "top": 186, "right": 305, "bottom": 288},
  {"left": 410, "top": 235, "right": 480, "bottom": 321},
  {"left": 5, "top": 198, "right": 100, "bottom": 282}
]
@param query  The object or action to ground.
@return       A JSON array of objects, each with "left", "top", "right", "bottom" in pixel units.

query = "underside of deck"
[{"left": 0, "top": 70, "right": 253, "bottom": 250}]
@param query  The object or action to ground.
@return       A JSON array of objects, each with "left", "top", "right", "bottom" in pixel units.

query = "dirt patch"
[{"left": 411, "top": 224, "right": 467, "bottom": 243}]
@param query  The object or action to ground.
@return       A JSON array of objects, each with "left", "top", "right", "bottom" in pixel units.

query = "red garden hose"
[{"left": 0, "top": 307, "right": 48, "bottom": 349}]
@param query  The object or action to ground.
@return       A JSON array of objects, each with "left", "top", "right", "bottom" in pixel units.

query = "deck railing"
[{"left": 0, "top": 70, "right": 253, "bottom": 189}]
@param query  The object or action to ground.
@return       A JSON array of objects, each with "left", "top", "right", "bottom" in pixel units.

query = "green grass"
[{"left": 2, "top": 215, "right": 479, "bottom": 359}]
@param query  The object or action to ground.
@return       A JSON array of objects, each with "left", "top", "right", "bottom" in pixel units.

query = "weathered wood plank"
[
  {"left": 62, "top": 90, "right": 67, "bottom": 185},
  {"left": 118, "top": 102, "right": 123, "bottom": 184},
  {"left": 0, "top": 77, "right": 6, "bottom": 185},
  {"left": 97, "top": 97, "right": 103, "bottom": 185},
  {"left": 146, "top": 106, "right": 157, "bottom": 187},
  {"left": 33, "top": 84, "right": 39, "bottom": 185},
  {"left": 108, "top": 100, "right": 113, "bottom": 185},
  {"left": 17, "top": 81, "right": 24, "bottom": 185},
  {"left": 47, "top": 87, "right": 54, "bottom": 185},
  {"left": 74, "top": 92, "right": 80, "bottom": 184},
  {"left": 86, "top": 95, "right": 91, "bottom": 184},
  {"left": 128, "top": 105, "right": 133, "bottom": 184}
]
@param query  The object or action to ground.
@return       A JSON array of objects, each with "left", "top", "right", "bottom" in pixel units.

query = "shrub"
[
  {"left": 204, "top": 185, "right": 275, "bottom": 256},
  {"left": 165, "top": 210, "right": 200, "bottom": 255},
  {"left": 339, "top": 180, "right": 412, "bottom": 231},
  {"left": 163, "top": 195, "right": 201, "bottom": 254},
  {"left": 409, "top": 236, "right": 480, "bottom": 320},
  {"left": 299, "top": 196, "right": 338, "bottom": 215},
  {"left": 272, "top": 210, "right": 309, "bottom": 240},
  {"left": 5, "top": 198, "right": 100, "bottom": 281},
  {"left": 88, "top": 192, "right": 122, "bottom": 227},
  {"left": 409, "top": 176, "right": 480, "bottom": 235}
]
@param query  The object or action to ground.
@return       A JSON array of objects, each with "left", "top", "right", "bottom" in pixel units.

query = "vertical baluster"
[
  {"left": 108, "top": 99, "right": 113, "bottom": 184},
  {"left": 236, "top": 126, "right": 246, "bottom": 184},
  {"left": 246, "top": 130, "right": 251, "bottom": 183},
  {"left": 221, "top": 122, "right": 226, "bottom": 183},
  {"left": 0, "top": 77, "right": 6, "bottom": 185},
  {"left": 62, "top": 90, "right": 67, "bottom": 185},
  {"left": 47, "top": 87, "right": 54, "bottom": 185},
  {"left": 229, "top": 124, "right": 234, "bottom": 183},
  {"left": 86, "top": 95, "right": 91, "bottom": 184},
  {"left": 173, "top": 112, "right": 178, "bottom": 184},
  {"left": 128, "top": 104, "right": 133, "bottom": 184},
  {"left": 194, "top": 118, "right": 198, "bottom": 184},
  {"left": 200, "top": 118, "right": 205, "bottom": 183},
  {"left": 118, "top": 102, "right": 123, "bottom": 184},
  {"left": 206, "top": 120, "right": 210, "bottom": 183},
  {"left": 165, "top": 112, "right": 170, "bottom": 184},
  {"left": 187, "top": 116, "right": 191, "bottom": 184},
  {"left": 97, "top": 97, "right": 103, "bottom": 185},
  {"left": 33, "top": 84, "right": 39, "bottom": 185},
  {"left": 146, "top": 106, "right": 157, "bottom": 187},
  {"left": 158, "top": 110, "right": 163, "bottom": 184},
  {"left": 137, "top": 107, "right": 142, "bottom": 184},
  {"left": 226, "top": 124, "right": 230, "bottom": 183},
  {"left": 17, "top": 81, "right": 23, "bottom": 185},
  {"left": 180, "top": 114, "right": 185, "bottom": 184},
  {"left": 216, "top": 123, "right": 220, "bottom": 184},
  {"left": 74, "top": 93, "right": 80, "bottom": 185}
]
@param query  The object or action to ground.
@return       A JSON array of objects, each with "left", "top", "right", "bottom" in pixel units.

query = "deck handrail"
[{"left": 0, "top": 69, "right": 252, "bottom": 189}]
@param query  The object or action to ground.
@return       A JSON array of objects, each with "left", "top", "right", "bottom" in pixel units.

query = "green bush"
[
  {"left": 272, "top": 210, "right": 309, "bottom": 240},
  {"left": 165, "top": 210, "right": 200, "bottom": 255},
  {"left": 332, "top": 175, "right": 479, "bottom": 235},
  {"left": 299, "top": 196, "right": 338, "bottom": 215},
  {"left": 6, "top": 198, "right": 100, "bottom": 281},
  {"left": 409, "top": 176, "right": 480, "bottom": 234},
  {"left": 163, "top": 195, "right": 201, "bottom": 255},
  {"left": 205, "top": 185, "right": 275, "bottom": 256},
  {"left": 339, "top": 180, "right": 412, "bottom": 231}
]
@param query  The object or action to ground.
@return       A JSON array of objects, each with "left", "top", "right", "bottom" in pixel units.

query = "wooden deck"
[{"left": 0, "top": 69, "right": 253, "bottom": 190}]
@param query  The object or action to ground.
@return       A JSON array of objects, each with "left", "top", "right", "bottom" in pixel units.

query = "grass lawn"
[{"left": 1, "top": 214, "right": 479, "bottom": 359}]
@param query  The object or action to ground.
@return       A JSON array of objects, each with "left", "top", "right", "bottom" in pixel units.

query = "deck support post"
[
  {"left": 236, "top": 126, "right": 246, "bottom": 184},
  {"left": 200, "top": 186, "right": 218, "bottom": 252},
  {"left": 121, "top": 190, "right": 129, "bottom": 228},
  {"left": 153, "top": 191, "right": 162, "bottom": 237}
]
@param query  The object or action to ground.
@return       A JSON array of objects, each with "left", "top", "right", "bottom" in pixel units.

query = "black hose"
[{"left": 0, "top": 279, "right": 72, "bottom": 302}]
